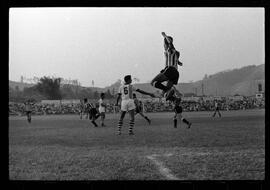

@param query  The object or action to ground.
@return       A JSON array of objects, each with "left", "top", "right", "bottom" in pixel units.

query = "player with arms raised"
[
  {"left": 151, "top": 32, "right": 183, "bottom": 100},
  {"left": 115, "top": 75, "right": 155, "bottom": 135}
]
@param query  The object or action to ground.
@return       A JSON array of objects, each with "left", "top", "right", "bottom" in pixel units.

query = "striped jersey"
[
  {"left": 118, "top": 84, "right": 137, "bottom": 100},
  {"left": 164, "top": 49, "right": 180, "bottom": 70},
  {"left": 85, "top": 103, "right": 94, "bottom": 111}
]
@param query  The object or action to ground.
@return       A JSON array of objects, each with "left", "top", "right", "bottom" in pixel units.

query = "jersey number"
[{"left": 124, "top": 87, "right": 128, "bottom": 95}]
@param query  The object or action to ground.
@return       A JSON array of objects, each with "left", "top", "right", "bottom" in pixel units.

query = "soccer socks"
[
  {"left": 144, "top": 116, "right": 151, "bottom": 124},
  {"left": 129, "top": 120, "right": 135, "bottom": 135},
  {"left": 117, "top": 119, "right": 135, "bottom": 135},
  {"left": 182, "top": 118, "right": 189, "bottom": 125},
  {"left": 181, "top": 118, "right": 192, "bottom": 128},
  {"left": 118, "top": 119, "right": 123, "bottom": 134},
  {"left": 174, "top": 118, "right": 177, "bottom": 128},
  {"left": 91, "top": 120, "right": 98, "bottom": 127}
]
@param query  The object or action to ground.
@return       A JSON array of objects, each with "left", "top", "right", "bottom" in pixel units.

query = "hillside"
[
  {"left": 102, "top": 64, "right": 264, "bottom": 97},
  {"left": 9, "top": 64, "right": 264, "bottom": 97}
]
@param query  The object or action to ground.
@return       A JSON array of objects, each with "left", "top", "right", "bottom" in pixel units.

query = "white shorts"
[
  {"left": 121, "top": 99, "right": 136, "bottom": 112},
  {"left": 99, "top": 107, "right": 105, "bottom": 113}
]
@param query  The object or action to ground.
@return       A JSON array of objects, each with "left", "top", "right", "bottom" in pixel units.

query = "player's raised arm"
[
  {"left": 161, "top": 32, "right": 172, "bottom": 44},
  {"left": 136, "top": 89, "right": 155, "bottom": 98}
]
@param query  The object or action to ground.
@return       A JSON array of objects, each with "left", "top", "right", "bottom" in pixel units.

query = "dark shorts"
[
  {"left": 26, "top": 111, "right": 32, "bottom": 115},
  {"left": 174, "top": 106, "right": 182, "bottom": 114},
  {"left": 135, "top": 106, "right": 142, "bottom": 113},
  {"left": 161, "top": 66, "right": 179, "bottom": 85},
  {"left": 90, "top": 108, "right": 97, "bottom": 115}
]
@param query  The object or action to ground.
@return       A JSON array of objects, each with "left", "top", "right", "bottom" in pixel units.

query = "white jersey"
[
  {"left": 118, "top": 84, "right": 137, "bottom": 100},
  {"left": 98, "top": 98, "right": 106, "bottom": 113}
]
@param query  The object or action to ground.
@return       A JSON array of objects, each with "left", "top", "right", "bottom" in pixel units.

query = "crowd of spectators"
[{"left": 9, "top": 96, "right": 264, "bottom": 116}]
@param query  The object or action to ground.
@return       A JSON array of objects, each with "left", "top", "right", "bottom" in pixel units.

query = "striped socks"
[{"left": 129, "top": 120, "right": 134, "bottom": 135}]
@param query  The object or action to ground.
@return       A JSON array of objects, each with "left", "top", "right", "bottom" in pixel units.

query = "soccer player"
[
  {"left": 89, "top": 102, "right": 100, "bottom": 127},
  {"left": 212, "top": 100, "right": 222, "bottom": 117},
  {"left": 84, "top": 98, "right": 100, "bottom": 127},
  {"left": 133, "top": 93, "right": 151, "bottom": 125},
  {"left": 115, "top": 75, "right": 155, "bottom": 135},
  {"left": 151, "top": 32, "right": 183, "bottom": 100},
  {"left": 98, "top": 92, "right": 106, "bottom": 127},
  {"left": 79, "top": 99, "right": 84, "bottom": 119},
  {"left": 24, "top": 100, "right": 32, "bottom": 123},
  {"left": 83, "top": 98, "right": 90, "bottom": 119},
  {"left": 172, "top": 96, "right": 192, "bottom": 129}
]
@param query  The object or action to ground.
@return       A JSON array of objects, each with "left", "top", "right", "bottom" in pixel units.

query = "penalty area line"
[{"left": 146, "top": 154, "right": 179, "bottom": 180}]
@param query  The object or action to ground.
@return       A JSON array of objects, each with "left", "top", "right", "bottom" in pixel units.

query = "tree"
[
  {"left": 61, "top": 84, "right": 75, "bottom": 99},
  {"left": 93, "top": 91, "right": 99, "bottom": 99},
  {"left": 36, "top": 76, "right": 62, "bottom": 100},
  {"left": 106, "top": 89, "right": 113, "bottom": 99}
]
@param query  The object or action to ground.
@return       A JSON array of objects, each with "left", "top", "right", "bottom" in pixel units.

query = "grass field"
[{"left": 9, "top": 109, "right": 265, "bottom": 180}]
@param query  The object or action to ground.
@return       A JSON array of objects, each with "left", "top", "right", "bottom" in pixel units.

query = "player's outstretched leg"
[
  {"left": 139, "top": 112, "right": 151, "bottom": 125},
  {"left": 145, "top": 116, "right": 151, "bottom": 125},
  {"left": 182, "top": 118, "right": 192, "bottom": 128},
  {"left": 91, "top": 120, "right": 98, "bottom": 127}
]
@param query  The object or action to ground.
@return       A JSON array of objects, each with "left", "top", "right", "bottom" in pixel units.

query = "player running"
[
  {"left": 172, "top": 96, "right": 192, "bottom": 129},
  {"left": 115, "top": 75, "right": 155, "bottom": 135},
  {"left": 151, "top": 32, "right": 183, "bottom": 100},
  {"left": 133, "top": 93, "right": 151, "bottom": 125},
  {"left": 98, "top": 92, "right": 106, "bottom": 127},
  {"left": 212, "top": 100, "right": 222, "bottom": 117},
  {"left": 84, "top": 98, "right": 100, "bottom": 127}
]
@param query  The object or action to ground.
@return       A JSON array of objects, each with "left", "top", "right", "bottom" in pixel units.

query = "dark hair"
[
  {"left": 100, "top": 92, "right": 105, "bottom": 97},
  {"left": 124, "top": 75, "right": 132, "bottom": 83},
  {"left": 84, "top": 98, "right": 87, "bottom": 103},
  {"left": 133, "top": 93, "right": 137, "bottom": 98}
]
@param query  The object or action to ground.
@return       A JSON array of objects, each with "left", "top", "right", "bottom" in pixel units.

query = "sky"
[{"left": 9, "top": 8, "right": 264, "bottom": 88}]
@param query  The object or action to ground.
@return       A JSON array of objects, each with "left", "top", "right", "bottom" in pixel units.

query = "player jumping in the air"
[
  {"left": 115, "top": 75, "right": 155, "bottom": 135},
  {"left": 212, "top": 100, "right": 222, "bottom": 117},
  {"left": 98, "top": 92, "right": 106, "bottom": 127},
  {"left": 24, "top": 100, "right": 32, "bottom": 123},
  {"left": 151, "top": 32, "right": 183, "bottom": 100},
  {"left": 133, "top": 93, "right": 151, "bottom": 125}
]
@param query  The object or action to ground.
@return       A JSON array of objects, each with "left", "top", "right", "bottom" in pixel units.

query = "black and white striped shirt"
[{"left": 164, "top": 49, "right": 180, "bottom": 70}]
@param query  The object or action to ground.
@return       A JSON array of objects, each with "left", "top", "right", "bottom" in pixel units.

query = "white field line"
[
  {"left": 146, "top": 150, "right": 264, "bottom": 180},
  {"left": 146, "top": 154, "right": 179, "bottom": 180}
]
